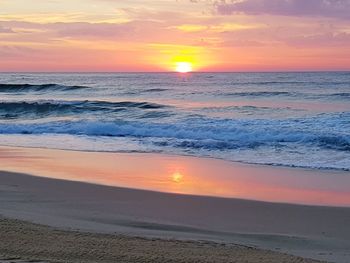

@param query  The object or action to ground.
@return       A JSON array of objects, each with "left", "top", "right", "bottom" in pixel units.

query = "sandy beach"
[
  {"left": 0, "top": 165, "right": 349, "bottom": 262},
  {"left": 0, "top": 216, "right": 320, "bottom": 263}
]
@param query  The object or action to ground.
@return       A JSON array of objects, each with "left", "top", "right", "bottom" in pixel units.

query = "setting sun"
[{"left": 175, "top": 62, "right": 193, "bottom": 73}]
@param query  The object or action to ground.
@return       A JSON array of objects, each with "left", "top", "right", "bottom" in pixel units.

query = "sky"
[{"left": 0, "top": 0, "right": 350, "bottom": 72}]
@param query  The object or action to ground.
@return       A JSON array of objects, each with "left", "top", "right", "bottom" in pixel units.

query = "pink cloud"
[
  {"left": 286, "top": 32, "right": 350, "bottom": 47},
  {"left": 0, "top": 25, "right": 14, "bottom": 33},
  {"left": 217, "top": 0, "right": 350, "bottom": 20}
]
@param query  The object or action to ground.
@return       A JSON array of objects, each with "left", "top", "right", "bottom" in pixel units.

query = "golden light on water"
[
  {"left": 172, "top": 172, "right": 184, "bottom": 183},
  {"left": 175, "top": 62, "right": 193, "bottom": 73}
]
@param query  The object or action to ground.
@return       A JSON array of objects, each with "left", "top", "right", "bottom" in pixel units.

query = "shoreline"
[
  {"left": 1, "top": 143, "right": 349, "bottom": 173},
  {"left": 1, "top": 171, "right": 350, "bottom": 262},
  {"left": 1, "top": 146, "right": 349, "bottom": 207}
]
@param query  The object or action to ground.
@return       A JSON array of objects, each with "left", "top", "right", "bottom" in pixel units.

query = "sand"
[
  {"left": 0, "top": 171, "right": 350, "bottom": 262},
  {"left": 0, "top": 216, "right": 321, "bottom": 263}
]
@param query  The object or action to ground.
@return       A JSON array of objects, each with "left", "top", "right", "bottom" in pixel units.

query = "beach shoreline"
[
  {"left": 1, "top": 146, "right": 350, "bottom": 207},
  {"left": 1, "top": 169, "right": 350, "bottom": 262}
]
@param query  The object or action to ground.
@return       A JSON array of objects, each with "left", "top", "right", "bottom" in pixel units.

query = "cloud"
[
  {"left": 0, "top": 25, "right": 14, "bottom": 33},
  {"left": 54, "top": 22, "right": 135, "bottom": 38},
  {"left": 0, "top": 18, "right": 206, "bottom": 52},
  {"left": 220, "top": 39, "right": 266, "bottom": 47},
  {"left": 0, "top": 45, "right": 38, "bottom": 59},
  {"left": 0, "top": 20, "right": 174, "bottom": 41},
  {"left": 216, "top": 0, "right": 350, "bottom": 20},
  {"left": 286, "top": 32, "right": 350, "bottom": 46}
]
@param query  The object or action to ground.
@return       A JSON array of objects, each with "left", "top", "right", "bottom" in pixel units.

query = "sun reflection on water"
[{"left": 172, "top": 172, "right": 184, "bottom": 183}]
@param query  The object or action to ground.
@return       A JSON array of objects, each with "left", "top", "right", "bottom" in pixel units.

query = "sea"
[{"left": 0, "top": 72, "right": 349, "bottom": 171}]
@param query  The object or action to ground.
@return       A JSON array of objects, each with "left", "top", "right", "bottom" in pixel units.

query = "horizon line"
[{"left": 0, "top": 70, "right": 350, "bottom": 74}]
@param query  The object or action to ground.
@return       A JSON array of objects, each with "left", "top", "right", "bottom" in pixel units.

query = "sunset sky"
[{"left": 1, "top": 0, "right": 350, "bottom": 72}]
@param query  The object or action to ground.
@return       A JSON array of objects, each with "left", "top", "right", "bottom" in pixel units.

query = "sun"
[{"left": 175, "top": 62, "right": 193, "bottom": 73}]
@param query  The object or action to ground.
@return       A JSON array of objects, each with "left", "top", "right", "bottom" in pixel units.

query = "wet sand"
[{"left": 1, "top": 146, "right": 350, "bottom": 207}]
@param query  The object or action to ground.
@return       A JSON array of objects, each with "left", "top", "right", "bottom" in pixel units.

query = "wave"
[
  {"left": 143, "top": 88, "right": 169, "bottom": 93},
  {"left": 0, "top": 83, "right": 90, "bottom": 92},
  {"left": 222, "top": 91, "right": 350, "bottom": 100},
  {"left": 329, "top": 92, "right": 350, "bottom": 99},
  {"left": 124, "top": 88, "right": 169, "bottom": 95},
  {"left": 229, "top": 80, "right": 350, "bottom": 86},
  {"left": 0, "top": 115, "right": 349, "bottom": 152},
  {"left": 0, "top": 100, "right": 168, "bottom": 118},
  {"left": 224, "top": 91, "right": 295, "bottom": 97},
  {"left": 315, "top": 136, "right": 350, "bottom": 151}
]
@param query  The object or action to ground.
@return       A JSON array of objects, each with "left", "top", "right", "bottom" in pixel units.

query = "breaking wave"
[
  {"left": 0, "top": 113, "right": 348, "bottom": 153},
  {"left": 0, "top": 83, "right": 90, "bottom": 92},
  {"left": 0, "top": 100, "right": 167, "bottom": 118}
]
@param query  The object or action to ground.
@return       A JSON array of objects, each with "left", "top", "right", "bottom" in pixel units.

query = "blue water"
[{"left": 0, "top": 72, "right": 349, "bottom": 170}]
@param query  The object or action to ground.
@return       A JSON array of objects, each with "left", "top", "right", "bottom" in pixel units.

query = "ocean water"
[{"left": 0, "top": 72, "right": 349, "bottom": 171}]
